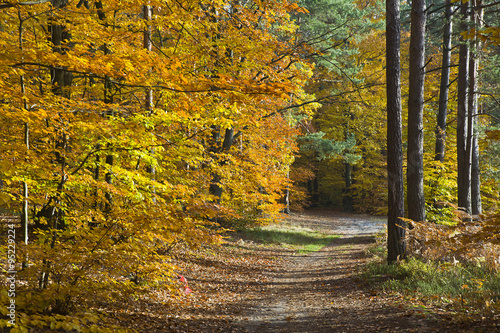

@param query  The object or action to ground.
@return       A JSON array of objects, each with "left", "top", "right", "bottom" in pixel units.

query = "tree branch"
[{"left": 0, "top": 0, "right": 51, "bottom": 9}]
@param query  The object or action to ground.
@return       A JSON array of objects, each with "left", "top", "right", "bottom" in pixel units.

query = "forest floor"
[{"left": 105, "top": 209, "right": 498, "bottom": 332}]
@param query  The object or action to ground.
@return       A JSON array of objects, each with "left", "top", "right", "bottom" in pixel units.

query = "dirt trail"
[
  {"left": 233, "top": 210, "right": 440, "bottom": 332},
  {"left": 112, "top": 210, "right": 477, "bottom": 332}
]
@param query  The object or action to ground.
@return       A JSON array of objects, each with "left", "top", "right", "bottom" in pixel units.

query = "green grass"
[
  {"left": 239, "top": 226, "right": 340, "bottom": 253},
  {"left": 362, "top": 254, "right": 500, "bottom": 315}
]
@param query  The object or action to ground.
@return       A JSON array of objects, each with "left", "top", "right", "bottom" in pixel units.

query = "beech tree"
[{"left": 0, "top": 0, "right": 317, "bottom": 325}]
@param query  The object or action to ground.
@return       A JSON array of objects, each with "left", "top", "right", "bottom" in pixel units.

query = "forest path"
[
  {"left": 113, "top": 210, "right": 469, "bottom": 332},
  {"left": 232, "top": 210, "right": 441, "bottom": 333}
]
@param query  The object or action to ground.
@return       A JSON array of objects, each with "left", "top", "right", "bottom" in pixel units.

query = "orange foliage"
[
  {"left": 405, "top": 210, "right": 500, "bottom": 272},
  {"left": 0, "top": 0, "right": 317, "bottom": 329}
]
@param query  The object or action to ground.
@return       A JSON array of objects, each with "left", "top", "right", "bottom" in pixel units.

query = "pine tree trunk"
[
  {"left": 407, "top": 0, "right": 427, "bottom": 222},
  {"left": 457, "top": 1, "right": 471, "bottom": 213},
  {"left": 470, "top": 0, "right": 483, "bottom": 215},
  {"left": 471, "top": 135, "right": 481, "bottom": 214},
  {"left": 435, "top": 0, "right": 453, "bottom": 162},
  {"left": 386, "top": 0, "right": 406, "bottom": 262}
]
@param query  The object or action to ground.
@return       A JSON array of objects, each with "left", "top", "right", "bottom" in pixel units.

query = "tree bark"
[
  {"left": 435, "top": 0, "right": 453, "bottom": 162},
  {"left": 283, "top": 170, "right": 290, "bottom": 214},
  {"left": 343, "top": 124, "right": 353, "bottom": 212},
  {"left": 456, "top": 1, "right": 471, "bottom": 213},
  {"left": 471, "top": 134, "right": 481, "bottom": 214},
  {"left": 91, "top": 3, "right": 116, "bottom": 214},
  {"left": 143, "top": 4, "right": 156, "bottom": 200},
  {"left": 49, "top": 0, "right": 72, "bottom": 97},
  {"left": 143, "top": 4, "right": 153, "bottom": 111},
  {"left": 104, "top": 154, "right": 113, "bottom": 214},
  {"left": 209, "top": 128, "right": 234, "bottom": 203},
  {"left": 19, "top": 11, "right": 29, "bottom": 246},
  {"left": 343, "top": 161, "right": 353, "bottom": 212},
  {"left": 470, "top": 0, "right": 483, "bottom": 215},
  {"left": 407, "top": 0, "right": 427, "bottom": 223},
  {"left": 386, "top": 0, "right": 406, "bottom": 262},
  {"left": 49, "top": 0, "right": 70, "bottom": 228},
  {"left": 22, "top": 179, "right": 29, "bottom": 244},
  {"left": 35, "top": 0, "right": 72, "bottom": 232}
]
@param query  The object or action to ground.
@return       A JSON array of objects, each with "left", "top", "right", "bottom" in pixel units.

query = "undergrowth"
[{"left": 363, "top": 231, "right": 500, "bottom": 320}]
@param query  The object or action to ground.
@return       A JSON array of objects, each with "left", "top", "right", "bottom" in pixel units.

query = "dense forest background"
[
  {"left": 0, "top": 0, "right": 499, "bottom": 330},
  {"left": 292, "top": 0, "right": 500, "bottom": 219}
]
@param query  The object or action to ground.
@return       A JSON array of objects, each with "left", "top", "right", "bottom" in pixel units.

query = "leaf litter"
[{"left": 100, "top": 209, "right": 498, "bottom": 332}]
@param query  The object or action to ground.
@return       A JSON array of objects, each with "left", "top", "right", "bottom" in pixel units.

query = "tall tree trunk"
[
  {"left": 343, "top": 161, "right": 353, "bottom": 212},
  {"left": 18, "top": 10, "right": 29, "bottom": 246},
  {"left": 407, "top": 0, "right": 427, "bottom": 222},
  {"left": 104, "top": 154, "right": 113, "bottom": 214},
  {"left": 471, "top": 133, "right": 481, "bottom": 214},
  {"left": 468, "top": 64, "right": 478, "bottom": 215},
  {"left": 386, "top": 0, "right": 406, "bottom": 262},
  {"left": 143, "top": 4, "right": 156, "bottom": 200},
  {"left": 283, "top": 170, "right": 290, "bottom": 214},
  {"left": 93, "top": 2, "right": 115, "bottom": 214},
  {"left": 209, "top": 128, "right": 234, "bottom": 203},
  {"left": 204, "top": 5, "right": 234, "bottom": 206},
  {"left": 50, "top": 1, "right": 72, "bottom": 98},
  {"left": 92, "top": 144, "right": 100, "bottom": 214},
  {"left": 435, "top": 0, "right": 453, "bottom": 162},
  {"left": 41, "top": 3, "right": 71, "bottom": 285},
  {"left": 456, "top": 1, "right": 471, "bottom": 213},
  {"left": 37, "top": 0, "right": 72, "bottom": 232},
  {"left": 143, "top": 4, "right": 153, "bottom": 112},
  {"left": 343, "top": 125, "right": 353, "bottom": 213},
  {"left": 470, "top": 0, "right": 483, "bottom": 215}
]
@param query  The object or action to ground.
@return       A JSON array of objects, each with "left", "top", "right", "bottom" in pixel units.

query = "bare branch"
[{"left": 0, "top": 0, "right": 51, "bottom": 9}]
